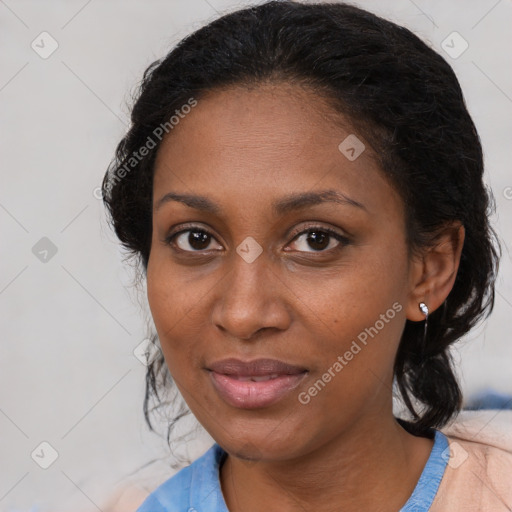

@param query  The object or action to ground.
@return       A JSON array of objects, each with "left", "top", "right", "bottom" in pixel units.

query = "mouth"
[{"left": 206, "top": 358, "right": 308, "bottom": 409}]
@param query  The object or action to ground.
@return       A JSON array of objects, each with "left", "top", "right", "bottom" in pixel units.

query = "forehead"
[
  {"left": 155, "top": 82, "right": 355, "bottom": 166},
  {"left": 152, "top": 83, "right": 401, "bottom": 220}
]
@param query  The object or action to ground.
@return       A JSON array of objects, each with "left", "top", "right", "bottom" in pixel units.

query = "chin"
[{"left": 214, "top": 426, "right": 308, "bottom": 462}]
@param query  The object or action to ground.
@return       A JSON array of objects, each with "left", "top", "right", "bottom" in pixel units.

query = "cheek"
[
  {"left": 295, "top": 251, "right": 406, "bottom": 342},
  {"left": 294, "top": 292, "right": 405, "bottom": 438},
  {"left": 146, "top": 255, "right": 201, "bottom": 372},
  {"left": 289, "top": 250, "right": 408, "bottom": 402},
  {"left": 147, "top": 245, "right": 206, "bottom": 327}
]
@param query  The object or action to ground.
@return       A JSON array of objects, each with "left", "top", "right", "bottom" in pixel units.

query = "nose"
[{"left": 211, "top": 250, "right": 292, "bottom": 341}]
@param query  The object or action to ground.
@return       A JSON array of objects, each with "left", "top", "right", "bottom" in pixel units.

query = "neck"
[{"left": 219, "top": 410, "right": 434, "bottom": 512}]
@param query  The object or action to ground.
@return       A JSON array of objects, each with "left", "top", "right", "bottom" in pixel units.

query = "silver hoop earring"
[{"left": 419, "top": 301, "right": 429, "bottom": 354}]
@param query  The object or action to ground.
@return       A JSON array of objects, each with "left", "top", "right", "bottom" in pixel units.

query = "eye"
[
  {"left": 165, "top": 227, "right": 223, "bottom": 252},
  {"left": 288, "top": 226, "right": 350, "bottom": 253},
  {"left": 163, "top": 224, "right": 350, "bottom": 254}
]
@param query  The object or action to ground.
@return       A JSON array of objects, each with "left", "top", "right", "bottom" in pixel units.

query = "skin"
[{"left": 146, "top": 82, "right": 465, "bottom": 512}]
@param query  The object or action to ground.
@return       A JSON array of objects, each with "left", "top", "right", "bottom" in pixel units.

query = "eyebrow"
[{"left": 154, "top": 189, "right": 366, "bottom": 215}]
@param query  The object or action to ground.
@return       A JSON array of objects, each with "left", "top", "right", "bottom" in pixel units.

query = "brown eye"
[
  {"left": 305, "top": 231, "right": 330, "bottom": 251},
  {"left": 167, "top": 229, "right": 223, "bottom": 252},
  {"left": 289, "top": 227, "right": 349, "bottom": 253}
]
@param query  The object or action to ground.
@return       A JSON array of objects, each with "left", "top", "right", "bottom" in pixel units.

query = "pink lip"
[{"left": 207, "top": 358, "right": 308, "bottom": 409}]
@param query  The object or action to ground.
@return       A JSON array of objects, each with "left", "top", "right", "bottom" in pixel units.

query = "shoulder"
[
  {"left": 136, "top": 443, "right": 223, "bottom": 512},
  {"left": 431, "top": 409, "right": 512, "bottom": 511}
]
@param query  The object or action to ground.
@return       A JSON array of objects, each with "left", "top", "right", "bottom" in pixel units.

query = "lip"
[{"left": 206, "top": 358, "right": 308, "bottom": 409}]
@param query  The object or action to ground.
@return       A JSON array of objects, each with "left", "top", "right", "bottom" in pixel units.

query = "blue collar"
[{"left": 187, "top": 429, "right": 448, "bottom": 511}]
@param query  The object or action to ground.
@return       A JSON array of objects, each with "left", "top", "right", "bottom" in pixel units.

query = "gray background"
[{"left": 1, "top": 0, "right": 511, "bottom": 510}]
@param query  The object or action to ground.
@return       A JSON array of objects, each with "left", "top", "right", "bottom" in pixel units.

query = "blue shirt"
[{"left": 137, "top": 429, "right": 449, "bottom": 512}]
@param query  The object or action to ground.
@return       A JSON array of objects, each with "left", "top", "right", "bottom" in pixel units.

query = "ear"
[{"left": 405, "top": 221, "right": 465, "bottom": 321}]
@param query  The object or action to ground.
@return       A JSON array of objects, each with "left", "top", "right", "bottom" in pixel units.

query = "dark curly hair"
[{"left": 102, "top": 0, "right": 500, "bottom": 441}]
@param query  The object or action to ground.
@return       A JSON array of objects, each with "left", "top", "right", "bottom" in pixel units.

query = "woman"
[{"left": 102, "top": 1, "right": 510, "bottom": 510}]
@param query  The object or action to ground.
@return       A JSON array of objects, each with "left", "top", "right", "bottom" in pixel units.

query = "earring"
[{"left": 419, "top": 302, "right": 429, "bottom": 357}]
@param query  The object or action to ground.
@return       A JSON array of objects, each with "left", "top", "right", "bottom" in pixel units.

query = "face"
[{"left": 147, "top": 83, "right": 415, "bottom": 462}]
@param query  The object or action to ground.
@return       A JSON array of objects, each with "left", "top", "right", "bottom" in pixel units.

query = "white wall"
[{"left": 1, "top": 1, "right": 511, "bottom": 510}]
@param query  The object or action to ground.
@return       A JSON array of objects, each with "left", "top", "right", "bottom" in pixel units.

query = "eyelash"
[{"left": 163, "top": 224, "right": 350, "bottom": 254}]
